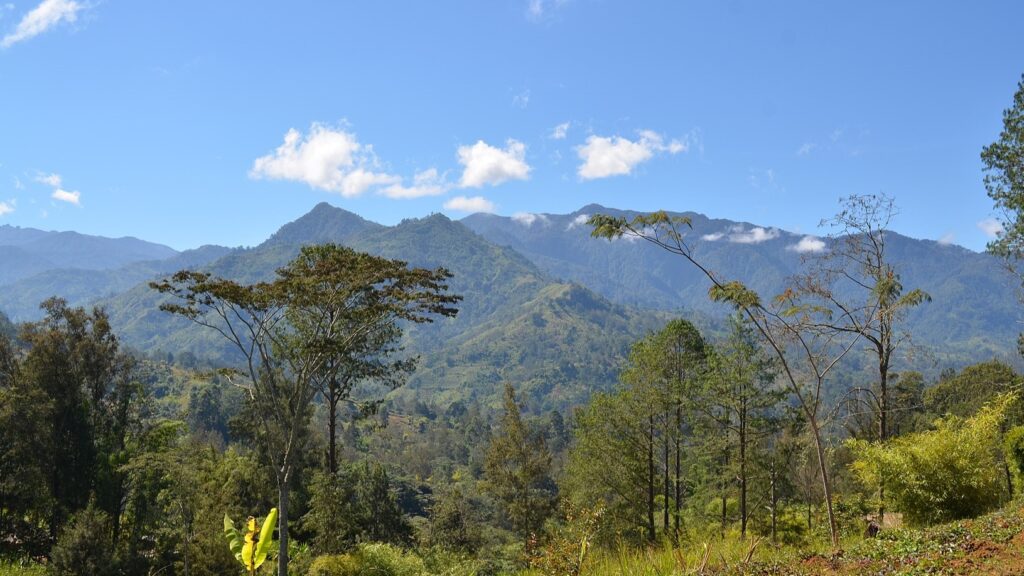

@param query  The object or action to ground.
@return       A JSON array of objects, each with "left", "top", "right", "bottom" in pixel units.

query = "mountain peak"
[{"left": 262, "top": 202, "right": 383, "bottom": 247}]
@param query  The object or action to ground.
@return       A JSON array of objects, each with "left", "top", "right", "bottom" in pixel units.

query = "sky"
[{"left": 0, "top": 1, "right": 1022, "bottom": 251}]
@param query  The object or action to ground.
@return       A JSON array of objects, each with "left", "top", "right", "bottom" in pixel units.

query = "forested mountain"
[
  {"left": 0, "top": 225, "right": 179, "bottom": 284},
  {"left": 463, "top": 205, "right": 1021, "bottom": 363},
  {"left": 0, "top": 202, "right": 1019, "bottom": 410},
  {"left": 0, "top": 245, "right": 233, "bottom": 321},
  {"left": 80, "top": 204, "right": 666, "bottom": 410}
]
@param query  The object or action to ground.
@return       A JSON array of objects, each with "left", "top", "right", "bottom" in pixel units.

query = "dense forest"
[{"left": 2, "top": 77, "right": 1024, "bottom": 576}]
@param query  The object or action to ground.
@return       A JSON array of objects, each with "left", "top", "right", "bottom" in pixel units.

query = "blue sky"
[{"left": 0, "top": 1, "right": 1021, "bottom": 251}]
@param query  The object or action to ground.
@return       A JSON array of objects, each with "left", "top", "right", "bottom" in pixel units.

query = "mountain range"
[{"left": 0, "top": 203, "right": 1018, "bottom": 411}]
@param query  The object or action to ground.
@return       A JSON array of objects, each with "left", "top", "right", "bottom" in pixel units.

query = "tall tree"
[
  {"left": 700, "top": 314, "right": 783, "bottom": 539},
  {"left": 483, "top": 383, "right": 557, "bottom": 544},
  {"left": 566, "top": 319, "right": 705, "bottom": 543},
  {"left": 983, "top": 75, "right": 1024, "bottom": 351},
  {"left": 13, "top": 298, "right": 140, "bottom": 545},
  {"left": 281, "top": 246, "right": 419, "bottom": 475},
  {"left": 152, "top": 244, "right": 459, "bottom": 575},
  {"left": 590, "top": 212, "right": 878, "bottom": 548},
  {"left": 793, "top": 194, "right": 929, "bottom": 520}
]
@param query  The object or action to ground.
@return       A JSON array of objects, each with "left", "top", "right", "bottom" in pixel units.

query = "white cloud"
[
  {"left": 728, "top": 226, "right": 780, "bottom": 244},
  {"left": 526, "top": 0, "right": 568, "bottom": 20},
  {"left": 577, "top": 130, "right": 686, "bottom": 180},
  {"left": 937, "top": 232, "right": 956, "bottom": 246},
  {"left": 788, "top": 235, "right": 826, "bottom": 253},
  {"left": 457, "top": 139, "right": 531, "bottom": 188},
  {"left": 748, "top": 168, "right": 778, "bottom": 190},
  {"left": 36, "top": 172, "right": 61, "bottom": 187},
  {"left": 0, "top": 200, "right": 14, "bottom": 216},
  {"left": 512, "top": 212, "right": 549, "bottom": 227},
  {"left": 443, "top": 195, "right": 495, "bottom": 214},
  {"left": 2, "top": 0, "right": 82, "bottom": 49},
  {"left": 379, "top": 168, "right": 450, "bottom": 199},
  {"left": 13, "top": 176, "right": 23, "bottom": 190},
  {"left": 51, "top": 188, "right": 80, "bottom": 205},
  {"left": 978, "top": 217, "right": 1004, "bottom": 239},
  {"left": 551, "top": 122, "right": 570, "bottom": 140},
  {"left": 796, "top": 142, "right": 816, "bottom": 156},
  {"left": 566, "top": 213, "right": 590, "bottom": 230},
  {"left": 250, "top": 123, "right": 401, "bottom": 198},
  {"left": 37, "top": 172, "right": 81, "bottom": 205},
  {"left": 512, "top": 89, "right": 530, "bottom": 109},
  {"left": 701, "top": 232, "right": 725, "bottom": 241}
]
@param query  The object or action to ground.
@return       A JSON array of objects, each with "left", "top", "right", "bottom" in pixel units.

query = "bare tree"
[{"left": 793, "top": 194, "right": 929, "bottom": 521}]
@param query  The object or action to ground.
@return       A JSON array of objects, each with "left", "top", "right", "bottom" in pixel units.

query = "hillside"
[
  {"left": 0, "top": 245, "right": 233, "bottom": 321},
  {"left": 89, "top": 205, "right": 665, "bottom": 409},
  {"left": 0, "top": 224, "right": 179, "bottom": 285},
  {"left": 1, "top": 202, "right": 1021, "bottom": 408},
  {"left": 462, "top": 205, "right": 1022, "bottom": 366}
]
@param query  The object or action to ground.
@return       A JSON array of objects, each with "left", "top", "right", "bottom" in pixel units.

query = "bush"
[
  {"left": 306, "top": 544, "right": 425, "bottom": 576},
  {"left": 1004, "top": 424, "right": 1024, "bottom": 490},
  {"left": 47, "top": 506, "right": 116, "bottom": 576},
  {"left": 848, "top": 394, "right": 1014, "bottom": 526}
]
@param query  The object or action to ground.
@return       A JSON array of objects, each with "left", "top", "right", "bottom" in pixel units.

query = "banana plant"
[{"left": 224, "top": 508, "right": 277, "bottom": 575}]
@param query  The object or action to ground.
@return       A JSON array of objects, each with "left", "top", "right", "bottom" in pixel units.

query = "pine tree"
[{"left": 483, "top": 383, "right": 556, "bottom": 543}]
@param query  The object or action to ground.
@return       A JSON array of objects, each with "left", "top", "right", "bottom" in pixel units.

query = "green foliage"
[
  {"left": 1003, "top": 424, "right": 1024, "bottom": 490},
  {"left": 423, "top": 488, "right": 479, "bottom": 553},
  {"left": 483, "top": 384, "right": 557, "bottom": 542},
  {"left": 306, "top": 544, "right": 426, "bottom": 576},
  {"left": 304, "top": 465, "right": 412, "bottom": 555},
  {"left": 923, "top": 360, "right": 1022, "bottom": 422},
  {"left": 528, "top": 503, "right": 603, "bottom": 576},
  {"left": 47, "top": 505, "right": 116, "bottom": 576},
  {"left": 224, "top": 508, "right": 277, "bottom": 573},
  {"left": 848, "top": 394, "right": 1015, "bottom": 526},
  {"left": 983, "top": 74, "right": 1024, "bottom": 259}
]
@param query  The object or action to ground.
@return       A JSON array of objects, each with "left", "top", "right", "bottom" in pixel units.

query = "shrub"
[
  {"left": 305, "top": 544, "right": 425, "bottom": 576},
  {"left": 848, "top": 394, "right": 1014, "bottom": 526},
  {"left": 47, "top": 506, "right": 116, "bottom": 576},
  {"left": 1003, "top": 424, "right": 1024, "bottom": 490}
]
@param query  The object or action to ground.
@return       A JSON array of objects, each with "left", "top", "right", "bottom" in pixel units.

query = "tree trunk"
[
  {"left": 663, "top": 430, "right": 670, "bottom": 536},
  {"left": 739, "top": 397, "right": 748, "bottom": 539},
  {"left": 769, "top": 459, "right": 777, "bottom": 544},
  {"left": 811, "top": 420, "right": 839, "bottom": 548},
  {"left": 647, "top": 415, "right": 655, "bottom": 542},
  {"left": 674, "top": 405, "right": 682, "bottom": 540},
  {"left": 720, "top": 493, "right": 727, "bottom": 540},
  {"left": 328, "top": 377, "right": 338, "bottom": 474},
  {"left": 740, "top": 425, "right": 747, "bottom": 539},
  {"left": 277, "top": 476, "right": 290, "bottom": 576},
  {"left": 878, "top": 356, "right": 888, "bottom": 524}
]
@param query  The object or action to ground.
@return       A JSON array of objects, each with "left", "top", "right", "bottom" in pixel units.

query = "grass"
[
  {"left": 518, "top": 504, "right": 1024, "bottom": 575},
  {"left": 0, "top": 562, "right": 44, "bottom": 576}
]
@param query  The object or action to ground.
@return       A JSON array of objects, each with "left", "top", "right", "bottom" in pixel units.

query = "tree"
[
  {"left": 565, "top": 388, "right": 655, "bottom": 543},
  {"left": 984, "top": 75, "right": 1024, "bottom": 265},
  {"left": 565, "top": 319, "right": 705, "bottom": 543},
  {"left": 794, "top": 194, "right": 929, "bottom": 520},
  {"left": 13, "top": 299, "right": 141, "bottom": 546},
  {"left": 483, "top": 383, "right": 556, "bottom": 544},
  {"left": 590, "top": 212, "right": 879, "bottom": 548},
  {"left": 623, "top": 319, "right": 706, "bottom": 540},
  {"left": 700, "top": 314, "right": 783, "bottom": 538},
  {"left": 152, "top": 244, "right": 459, "bottom": 575}
]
